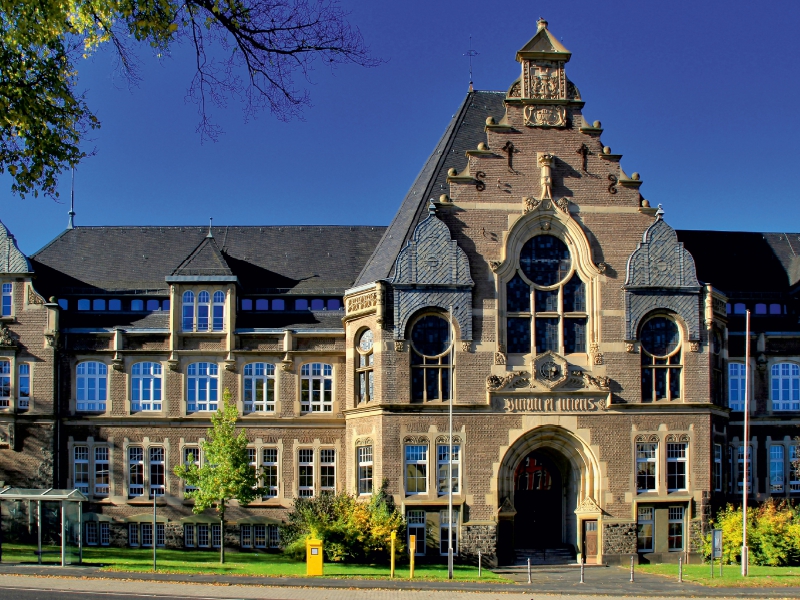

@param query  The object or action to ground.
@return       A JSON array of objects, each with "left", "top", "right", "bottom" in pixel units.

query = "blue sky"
[{"left": 3, "top": 0, "right": 800, "bottom": 254}]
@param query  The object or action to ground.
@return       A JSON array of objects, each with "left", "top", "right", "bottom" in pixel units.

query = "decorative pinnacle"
[
  {"left": 428, "top": 200, "right": 437, "bottom": 215},
  {"left": 67, "top": 167, "right": 76, "bottom": 230},
  {"left": 656, "top": 204, "right": 665, "bottom": 219},
  {"left": 537, "top": 17, "right": 548, "bottom": 31},
  {"left": 207, "top": 218, "right": 214, "bottom": 238}
]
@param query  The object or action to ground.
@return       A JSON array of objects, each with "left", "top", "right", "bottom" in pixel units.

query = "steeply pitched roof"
[
  {"left": 170, "top": 234, "right": 233, "bottom": 278},
  {"left": 30, "top": 226, "right": 386, "bottom": 296},
  {"left": 354, "top": 90, "right": 506, "bottom": 287},
  {"left": 516, "top": 19, "right": 572, "bottom": 61},
  {"left": 0, "top": 220, "right": 32, "bottom": 274}
]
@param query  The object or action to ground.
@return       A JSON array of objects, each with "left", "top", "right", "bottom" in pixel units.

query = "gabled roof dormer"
[{"left": 165, "top": 228, "right": 236, "bottom": 283}]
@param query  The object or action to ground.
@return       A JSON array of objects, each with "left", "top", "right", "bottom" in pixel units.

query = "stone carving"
[
  {"left": 525, "top": 61, "right": 564, "bottom": 100},
  {"left": 280, "top": 354, "right": 293, "bottom": 372},
  {"left": 574, "top": 496, "right": 601, "bottom": 515},
  {"left": 224, "top": 361, "right": 237, "bottom": 373},
  {"left": 566, "top": 79, "right": 581, "bottom": 101},
  {"left": 494, "top": 396, "right": 607, "bottom": 413},
  {"left": 533, "top": 351, "right": 567, "bottom": 389},
  {"left": 486, "top": 371, "right": 530, "bottom": 391},
  {"left": 523, "top": 197, "right": 540, "bottom": 214},
  {"left": 27, "top": 285, "right": 45, "bottom": 305},
  {"left": 355, "top": 437, "right": 374, "bottom": 447},
  {"left": 554, "top": 197, "right": 570, "bottom": 214},
  {"left": 168, "top": 359, "right": 179, "bottom": 372},
  {"left": 508, "top": 80, "right": 521, "bottom": 98},
  {"left": 460, "top": 340, "right": 471, "bottom": 353},
  {"left": 666, "top": 433, "right": 690, "bottom": 443},
  {"left": 538, "top": 153, "right": 554, "bottom": 200},
  {"left": 635, "top": 434, "right": 660, "bottom": 443},
  {"left": 690, "top": 341, "right": 700, "bottom": 353},
  {"left": 112, "top": 358, "right": 124, "bottom": 372},
  {"left": 590, "top": 343, "right": 604, "bottom": 365},
  {"left": 0, "top": 325, "right": 15, "bottom": 347},
  {"left": 597, "top": 262, "right": 609, "bottom": 274},
  {"left": 570, "top": 370, "right": 610, "bottom": 391},
  {"left": 45, "top": 333, "right": 57, "bottom": 348},
  {"left": 494, "top": 351, "right": 506, "bottom": 365},
  {"left": 394, "top": 340, "right": 405, "bottom": 352},
  {"left": 346, "top": 291, "right": 377, "bottom": 315},
  {"left": 498, "top": 496, "right": 517, "bottom": 516},
  {"left": 625, "top": 342, "right": 637, "bottom": 354},
  {"left": 435, "top": 435, "right": 462, "bottom": 445},
  {"left": 489, "top": 260, "right": 502, "bottom": 272},
  {"left": 403, "top": 435, "right": 428, "bottom": 445},
  {"left": 540, "top": 221, "right": 551, "bottom": 231},
  {"left": 524, "top": 105, "right": 566, "bottom": 128}
]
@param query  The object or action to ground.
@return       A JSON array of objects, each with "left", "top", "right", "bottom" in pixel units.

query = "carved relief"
[
  {"left": 537, "top": 153, "right": 554, "bottom": 200},
  {"left": 486, "top": 371, "right": 530, "bottom": 391},
  {"left": 460, "top": 340, "right": 471, "bottom": 353},
  {"left": 346, "top": 291, "right": 377, "bottom": 315},
  {"left": 394, "top": 340, "right": 405, "bottom": 352},
  {"left": 494, "top": 351, "right": 506, "bottom": 365},
  {"left": 403, "top": 435, "right": 429, "bottom": 445},
  {"left": 525, "top": 61, "right": 565, "bottom": 100},
  {"left": 435, "top": 435, "right": 462, "bottom": 445},
  {"left": 590, "top": 343, "right": 604, "bottom": 365},
  {"left": 523, "top": 197, "right": 540, "bottom": 214},
  {"left": 280, "top": 354, "right": 293, "bottom": 372},
  {"left": 0, "top": 325, "right": 15, "bottom": 347},
  {"left": 508, "top": 80, "right": 521, "bottom": 98},
  {"left": 27, "top": 285, "right": 45, "bottom": 305},
  {"left": 524, "top": 105, "right": 566, "bottom": 128},
  {"left": 355, "top": 437, "right": 374, "bottom": 447},
  {"left": 554, "top": 197, "right": 570, "bottom": 214},
  {"left": 625, "top": 342, "right": 638, "bottom": 354},
  {"left": 489, "top": 260, "right": 502, "bottom": 272},
  {"left": 690, "top": 341, "right": 700, "bottom": 353},
  {"left": 494, "top": 396, "right": 607, "bottom": 413},
  {"left": 635, "top": 434, "right": 660, "bottom": 443},
  {"left": 666, "top": 433, "right": 690, "bottom": 443},
  {"left": 574, "top": 496, "right": 602, "bottom": 515}
]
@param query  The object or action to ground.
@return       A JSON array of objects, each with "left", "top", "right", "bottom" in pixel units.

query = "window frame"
[
  {"left": 407, "top": 510, "right": 426, "bottom": 556},
  {"left": 182, "top": 289, "right": 226, "bottom": 332},
  {"left": 149, "top": 446, "right": 166, "bottom": 498},
  {"left": 298, "top": 448, "right": 314, "bottom": 498},
  {"left": 187, "top": 362, "right": 219, "bottom": 412},
  {"left": 183, "top": 445, "right": 201, "bottom": 493},
  {"left": 131, "top": 362, "right": 163, "bottom": 412},
  {"left": 640, "top": 316, "right": 682, "bottom": 402},
  {"left": 1, "top": 282, "right": 11, "bottom": 316},
  {"left": 668, "top": 506, "right": 684, "bottom": 551},
  {"left": 728, "top": 362, "right": 747, "bottom": 411},
  {"left": 357, "top": 445, "right": 373, "bottom": 496},
  {"left": 713, "top": 443, "right": 723, "bottom": 492},
  {"left": 128, "top": 446, "right": 144, "bottom": 498},
  {"left": 771, "top": 362, "right": 800, "bottom": 411},
  {"left": 356, "top": 329, "right": 375, "bottom": 405},
  {"left": 737, "top": 444, "right": 753, "bottom": 494},
  {"left": 635, "top": 442, "right": 658, "bottom": 493},
  {"left": 637, "top": 506, "right": 654, "bottom": 552},
  {"left": 320, "top": 448, "right": 336, "bottom": 493},
  {"left": 0, "top": 359, "right": 9, "bottom": 408},
  {"left": 790, "top": 445, "right": 800, "bottom": 494},
  {"left": 94, "top": 446, "right": 110, "bottom": 497},
  {"left": 73, "top": 445, "right": 90, "bottom": 494},
  {"left": 436, "top": 443, "right": 460, "bottom": 495},
  {"left": 405, "top": 443, "right": 428, "bottom": 495},
  {"left": 243, "top": 363, "right": 276, "bottom": 413},
  {"left": 300, "top": 363, "right": 333, "bottom": 413},
  {"left": 666, "top": 442, "right": 688, "bottom": 492},
  {"left": 409, "top": 315, "right": 452, "bottom": 403},
  {"left": 770, "top": 445, "right": 785, "bottom": 494},
  {"left": 76, "top": 361, "right": 108, "bottom": 412},
  {"left": 262, "top": 447, "right": 279, "bottom": 499},
  {"left": 439, "top": 508, "right": 459, "bottom": 557},
  {"left": 18, "top": 363, "right": 30, "bottom": 409}
]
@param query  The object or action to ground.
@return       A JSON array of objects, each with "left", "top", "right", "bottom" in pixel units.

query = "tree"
[
  {"left": 1, "top": 1, "right": 378, "bottom": 198},
  {"left": 174, "top": 389, "right": 259, "bottom": 563}
]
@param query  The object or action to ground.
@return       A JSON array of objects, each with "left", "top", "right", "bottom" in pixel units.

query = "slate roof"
[
  {"left": 0, "top": 220, "right": 32, "bottom": 274},
  {"left": 171, "top": 234, "right": 233, "bottom": 277},
  {"left": 354, "top": 90, "right": 506, "bottom": 287},
  {"left": 30, "top": 226, "right": 386, "bottom": 297}
]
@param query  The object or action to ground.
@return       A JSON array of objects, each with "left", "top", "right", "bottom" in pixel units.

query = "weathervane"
[{"left": 464, "top": 36, "right": 479, "bottom": 92}]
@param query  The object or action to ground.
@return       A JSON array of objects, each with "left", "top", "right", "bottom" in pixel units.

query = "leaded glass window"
[
  {"left": 356, "top": 330, "right": 374, "bottom": 405},
  {"left": 640, "top": 317, "right": 681, "bottom": 402},
  {"left": 410, "top": 315, "right": 451, "bottom": 402}
]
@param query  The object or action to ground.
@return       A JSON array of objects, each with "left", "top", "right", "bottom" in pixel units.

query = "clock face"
[{"left": 359, "top": 330, "right": 374, "bottom": 353}]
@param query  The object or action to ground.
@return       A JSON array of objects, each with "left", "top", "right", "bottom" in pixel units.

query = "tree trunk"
[{"left": 219, "top": 501, "right": 225, "bottom": 565}]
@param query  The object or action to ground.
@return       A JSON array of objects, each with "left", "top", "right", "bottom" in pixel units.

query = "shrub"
[
  {"left": 280, "top": 480, "right": 406, "bottom": 563},
  {"left": 705, "top": 500, "right": 800, "bottom": 566}
]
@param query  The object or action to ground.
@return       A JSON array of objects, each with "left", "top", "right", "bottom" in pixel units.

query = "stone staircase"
[{"left": 510, "top": 546, "right": 576, "bottom": 566}]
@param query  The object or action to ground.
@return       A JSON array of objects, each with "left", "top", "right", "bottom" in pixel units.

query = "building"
[{"left": 1, "top": 20, "right": 798, "bottom": 565}]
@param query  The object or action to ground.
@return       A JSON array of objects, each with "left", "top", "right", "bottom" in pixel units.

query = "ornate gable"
[
  {"left": 0, "top": 220, "right": 31, "bottom": 274},
  {"left": 390, "top": 202, "right": 473, "bottom": 341},
  {"left": 624, "top": 210, "right": 702, "bottom": 341}
]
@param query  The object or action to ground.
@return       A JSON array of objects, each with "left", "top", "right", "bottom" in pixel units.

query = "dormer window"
[{"left": 182, "top": 290, "right": 225, "bottom": 332}]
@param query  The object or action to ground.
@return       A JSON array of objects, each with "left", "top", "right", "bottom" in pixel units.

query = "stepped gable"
[
  {"left": 354, "top": 90, "right": 505, "bottom": 286},
  {"left": 0, "top": 220, "right": 31, "bottom": 274}
]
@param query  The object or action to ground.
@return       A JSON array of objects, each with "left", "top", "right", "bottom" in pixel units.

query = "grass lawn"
[
  {"left": 636, "top": 562, "right": 800, "bottom": 587},
  {"left": 0, "top": 543, "right": 504, "bottom": 582}
]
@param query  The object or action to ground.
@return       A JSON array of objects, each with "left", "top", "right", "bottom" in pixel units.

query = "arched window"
[
  {"left": 187, "top": 362, "right": 218, "bottom": 412},
  {"left": 78, "top": 299, "right": 90, "bottom": 310},
  {"left": 640, "top": 316, "right": 681, "bottom": 402},
  {"left": 327, "top": 299, "right": 341, "bottom": 311},
  {"left": 243, "top": 363, "right": 275, "bottom": 413},
  {"left": 92, "top": 299, "right": 106, "bottom": 311},
  {"left": 255, "top": 299, "right": 268, "bottom": 311},
  {"left": 506, "top": 235, "right": 587, "bottom": 355},
  {"left": 410, "top": 315, "right": 451, "bottom": 402},
  {"left": 300, "top": 363, "right": 333, "bottom": 412},
  {"left": 131, "top": 299, "right": 144, "bottom": 311},
  {"left": 311, "top": 299, "right": 325, "bottom": 310},
  {"left": 131, "top": 362, "right": 162, "bottom": 412},
  {"left": 771, "top": 363, "right": 800, "bottom": 411},
  {"left": 272, "top": 299, "right": 285, "bottom": 310},
  {"left": 76, "top": 361, "right": 107, "bottom": 411},
  {"left": 356, "top": 330, "right": 374, "bottom": 404},
  {"left": 146, "top": 299, "right": 160, "bottom": 311},
  {"left": 197, "top": 291, "right": 210, "bottom": 330},
  {"left": 212, "top": 291, "right": 225, "bottom": 331},
  {"left": 242, "top": 299, "right": 253, "bottom": 311},
  {"left": 108, "top": 299, "right": 121, "bottom": 311},
  {"left": 728, "top": 363, "right": 746, "bottom": 411},
  {"left": 295, "top": 298, "right": 309, "bottom": 311},
  {"left": 182, "top": 291, "right": 195, "bottom": 331}
]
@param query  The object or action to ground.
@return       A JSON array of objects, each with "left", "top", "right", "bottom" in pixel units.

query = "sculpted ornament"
[
  {"left": 494, "top": 351, "right": 506, "bottom": 365},
  {"left": 590, "top": 343, "right": 604, "bottom": 365},
  {"left": 394, "top": 340, "right": 405, "bottom": 352},
  {"left": 625, "top": 342, "right": 637, "bottom": 354},
  {"left": 489, "top": 260, "right": 502, "bottom": 272},
  {"left": 460, "top": 340, "right": 471, "bottom": 353},
  {"left": 523, "top": 197, "right": 540, "bottom": 214},
  {"left": 347, "top": 291, "right": 377, "bottom": 314},
  {"left": 486, "top": 371, "right": 530, "bottom": 392},
  {"left": 524, "top": 105, "right": 566, "bottom": 128},
  {"left": 690, "top": 341, "right": 700, "bottom": 352},
  {"left": 538, "top": 153, "right": 554, "bottom": 200},
  {"left": 0, "top": 325, "right": 15, "bottom": 347}
]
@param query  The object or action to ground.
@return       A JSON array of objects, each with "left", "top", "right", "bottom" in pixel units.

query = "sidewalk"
[{"left": 1, "top": 563, "right": 800, "bottom": 599}]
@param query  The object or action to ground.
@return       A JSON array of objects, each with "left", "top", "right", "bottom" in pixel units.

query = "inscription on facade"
[{"left": 494, "top": 396, "right": 607, "bottom": 413}]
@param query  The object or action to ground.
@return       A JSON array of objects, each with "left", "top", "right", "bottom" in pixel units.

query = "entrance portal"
[{"left": 513, "top": 451, "right": 562, "bottom": 549}]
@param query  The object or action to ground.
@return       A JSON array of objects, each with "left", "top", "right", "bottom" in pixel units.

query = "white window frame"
[
  {"left": 129, "top": 523, "right": 140, "bottom": 547},
  {"left": 141, "top": 523, "right": 153, "bottom": 547},
  {"left": 212, "top": 291, "right": 225, "bottom": 331},
  {"left": 357, "top": 445, "right": 373, "bottom": 496},
  {"left": 0, "top": 359, "right": 10, "bottom": 408},
  {"left": 100, "top": 522, "right": 110, "bottom": 546},
  {"left": 668, "top": 506, "right": 684, "bottom": 551},
  {"left": 770, "top": 445, "right": 785, "bottom": 493},
  {"left": 636, "top": 442, "right": 658, "bottom": 493},
  {"left": 637, "top": 506, "right": 654, "bottom": 552},
  {"left": 197, "top": 524, "right": 210, "bottom": 548},
  {"left": 790, "top": 445, "right": 800, "bottom": 494},
  {"left": 184, "top": 524, "right": 195, "bottom": 547},
  {"left": 17, "top": 363, "right": 30, "bottom": 409},
  {"left": 320, "top": 448, "right": 336, "bottom": 493},
  {"left": 666, "top": 442, "right": 688, "bottom": 492},
  {"left": 1, "top": 283, "right": 11, "bottom": 316},
  {"left": 240, "top": 525, "right": 252, "bottom": 548},
  {"left": 131, "top": 362, "right": 162, "bottom": 412},
  {"left": 437, "top": 443, "right": 460, "bottom": 495},
  {"left": 771, "top": 363, "right": 800, "bottom": 411},
  {"left": 94, "top": 446, "right": 109, "bottom": 496},
  {"left": 243, "top": 363, "right": 276, "bottom": 413},
  {"left": 298, "top": 448, "right": 314, "bottom": 498},
  {"left": 728, "top": 362, "right": 746, "bottom": 411},
  {"left": 76, "top": 361, "right": 107, "bottom": 412},
  {"left": 439, "top": 509, "right": 459, "bottom": 556},
  {"left": 211, "top": 524, "right": 222, "bottom": 548},
  {"left": 405, "top": 444, "right": 428, "bottom": 495},
  {"left": 183, "top": 445, "right": 200, "bottom": 493},
  {"left": 407, "top": 510, "right": 426, "bottom": 556},
  {"left": 182, "top": 291, "right": 195, "bottom": 331},
  {"left": 713, "top": 443, "right": 723, "bottom": 492},
  {"left": 156, "top": 523, "right": 165, "bottom": 547},
  {"left": 187, "top": 362, "right": 219, "bottom": 412},
  {"left": 262, "top": 447, "right": 279, "bottom": 499},
  {"left": 128, "top": 446, "right": 144, "bottom": 497},
  {"left": 268, "top": 524, "right": 280, "bottom": 548},
  {"left": 73, "top": 446, "right": 90, "bottom": 494},
  {"left": 149, "top": 446, "right": 166, "bottom": 498},
  {"left": 254, "top": 524, "right": 266, "bottom": 548},
  {"left": 300, "top": 363, "right": 333, "bottom": 413}
]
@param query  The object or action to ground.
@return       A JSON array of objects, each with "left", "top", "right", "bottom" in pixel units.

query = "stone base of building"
[{"left": 459, "top": 523, "right": 498, "bottom": 567}]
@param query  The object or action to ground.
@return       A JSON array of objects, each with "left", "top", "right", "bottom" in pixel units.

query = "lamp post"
[
  {"left": 741, "top": 310, "right": 751, "bottom": 577},
  {"left": 448, "top": 305, "right": 456, "bottom": 580}
]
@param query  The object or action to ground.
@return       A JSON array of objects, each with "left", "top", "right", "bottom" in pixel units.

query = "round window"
[
  {"left": 640, "top": 317, "right": 680, "bottom": 357},
  {"left": 358, "top": 329, "right": 374, "bottom": 353},
  {"left": 410, "top": 315, "right": 450, "bottom": 356},
  {"left": 519, "top": 235, "right": 571, "bottom": 286}
]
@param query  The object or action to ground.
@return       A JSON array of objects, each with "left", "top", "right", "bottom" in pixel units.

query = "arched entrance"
[{"left": 513, "top": 451, "right": 562, "bottom": 548}]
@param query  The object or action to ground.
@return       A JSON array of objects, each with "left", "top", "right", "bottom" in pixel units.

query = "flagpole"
[
  {"left": 741, "top": 310, "right": 750, "bottom": 577},
  {"left": 448, "top": 305, "right": 454, "bottom": 580}
]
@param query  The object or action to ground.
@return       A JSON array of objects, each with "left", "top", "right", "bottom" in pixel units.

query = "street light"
[{"left": 447, "top": 305, "right": 457, "bottom": 580}]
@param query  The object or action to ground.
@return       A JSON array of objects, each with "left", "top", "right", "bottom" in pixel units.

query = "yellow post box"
[{"left": 306, "top": 538, "right": 323, "bottom": 576}]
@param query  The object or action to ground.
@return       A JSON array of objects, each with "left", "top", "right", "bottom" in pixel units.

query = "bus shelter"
[{"left": 0, "top": 488, "right": 87, "bottom": 566}]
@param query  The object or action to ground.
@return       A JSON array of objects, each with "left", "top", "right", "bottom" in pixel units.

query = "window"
[
  {"left": 298, "top": 448, "right": 314, "bottom": 497},
  {"left": 198, "top": 524, "right": 209, "bottom": 548},
  {"left": 356, "top": 330, "right": 374, "bottom": 405},
  {"left": 108, "top": 299, "right": 121, "bottom": 311},
  {"left": 184, "top": 524, "right": 195, "bottom": 547},
  {"left": 146, "top": 299, "right": 159, "bottom": 311},
  {"left": 272, "top": 299, "right": 285, "bottom": 310},
  {"left": 141, "top": 523, "right": 153, "bottom": 547},
  {"left": 241, "top": 525, "right": 252, "bottom": 548},
  {"left": 714, "top": 444, "right": 723, "bottom": 492},
  {"left": 268, "top": 524, "right": 280, "bottom": 548},
  {"left": 74, "top": 446, "right": 89, "bottom": 493},
  {"left": 295, "top": 299, "right": 308, "bottom": 310},
  {"left": 300, "top": 363, "right": 333, "bottom": 412},
  {"left": 734, "top": 303, "right": 746, "bottom": 314},
  {"left": 755, "top": 303, "right": 767, "bottom": 315},
  {"left": 0, "top": 360, "right": 9, "bottom": 408},
  {"left": 737, "top": 445, "right": 753, "bottom": 493},
  {"left": 211, "top": 524, "right": 221, "bottom": 548},
  {"left": 637, "top": 507, "right": 653, "bottom": 552},
  {"left": 183, "top": 446, "right": 200, "bottom": 493},
  {"left": 131, "top": 299, "right": 144, "bottom": 311},
  {"left": 437, "top": 443, "right": 460, "bottom": 495},
  {"left": 506, "top": 236, "right": 587, "bottom": 355},
  {"left": 58, "top": 299, "right": 68, "bottom": 310},
  {"left": 187, "top": 362, "right": 218, "bottom": 412},
  {"left": 100, "top": 522, "right": 110, "bottom": 546},
  {"left": 248, "top": 447, "right": 257, "bottom": 481},
  {"left": 212, "top": 291, "right": 225, "bottom": 330},
  {"left": 791, "top": 446, "right": 800, "bottom": 493},
  {"left": 729, "top": 363, "right": 746, "bottom": 411},
  {"left": 439, "top": 509, "right": 459, "bottom": 556},
  {"left": 636, "top": 442, "right": 657, "bottom": 492},
  {"left": 129, "top": 446, "right": 144, "bottom": 497},
  {"left": 407, "top": 510, "right": 426, "bottom": 556},
  {"left": 1, "top": 283, "right": 11, "bottom": 316},
  {"left": 327, "top": 299, "right": 341, "bottom": 310},
  {"left": 405, "top": 444, "right": 428, "bottom": 494},
  {"left": 18, "top": 363, "right": 30, "bottom": 409},
  {"left": 311, "top": 299, "right": 324, "bottom": 310},
  {"left": 197, "top": 291, "right": 210, "bottom": 330},
  {"left": 254, "top": 525, "right": 266, "bottom": 548},
  {"left": 262, "top": 448, "right": 279, "bottom": 499},
  {"left": 771, "top": 363, "right": 800, "bottom": 411},
  {"left": 640, "top": 317, "right": 681, "bottom": 401},
  {"left": 134, "top": 523, "right": 165, "bottom": 547},
  {"left": 241, "top": 298, "right": 253, "bottom": 310},
  {"left": 93, "top": 299, "right": 105, "bottom": 311},
  {"left": 76, "top": 361, "right": 107, "bottom": 412},
  {"left": 668, "top": 506, "right": 684, "bottom": 551},
  {"left": 132, "top": 362, "right": 162, "bottom": 412},
  {"left": 78, "top": 299, "right": 90, "bottom": 310},
  {"left": 150, "top": 447, "right": 165, "bottom": 497},
  {"left": 157, "top": 523, "right": 165, "bottom": 547},
  {"left": 243, "top": 363, "right": 275, "bottom": 413},
  {"left": 129, "top": 523, "right": 139, "bottom": 547},
  {"left": 770, "top": 445, "right": 785, "bottom": 493},
  {"left": 769, "top": 303, "right": 783, "bottom": 315},
  {"left": 183, "top": 290, "right": 225, "bottom": 332},
  {"left": 667, "top": 442, "right": 688, "bottom": 491},
  {"left": 256, "top": 299, "right": 268, "bottom": 310},
  {"left": 357, "top": 445, "right": 373, "bottom": 495},
  {"left": 320, "top": 449, "right": 335, "bottom": 493},
  {"left": 94, "top": 447, "right": 109, "bottom": 496},
  {"left": 410, "top": 315, "right": 451, "bottom": 402}
]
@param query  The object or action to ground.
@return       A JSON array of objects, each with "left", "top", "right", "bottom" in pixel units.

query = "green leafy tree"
[
  {"left": 1, "top": 1, "right": 378, "bottom": 198},
  {"left": 174, "top": 389, "right": 259, "bottom": 563}
]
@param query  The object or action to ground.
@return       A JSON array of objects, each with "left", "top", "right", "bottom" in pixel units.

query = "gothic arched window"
[
  {"left": 640, "top": 316, "right": 682, "bottom": 402},
  {"left": 506, "top": 235, "right": 587, "bottom": 355},
  {"left": 410, "top": 315, "right": 451, "bottom": 402}
]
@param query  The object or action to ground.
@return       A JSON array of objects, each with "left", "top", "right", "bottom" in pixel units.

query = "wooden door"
[{"left": 583, "top": 520, "right": 598, "bottom": 563}]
